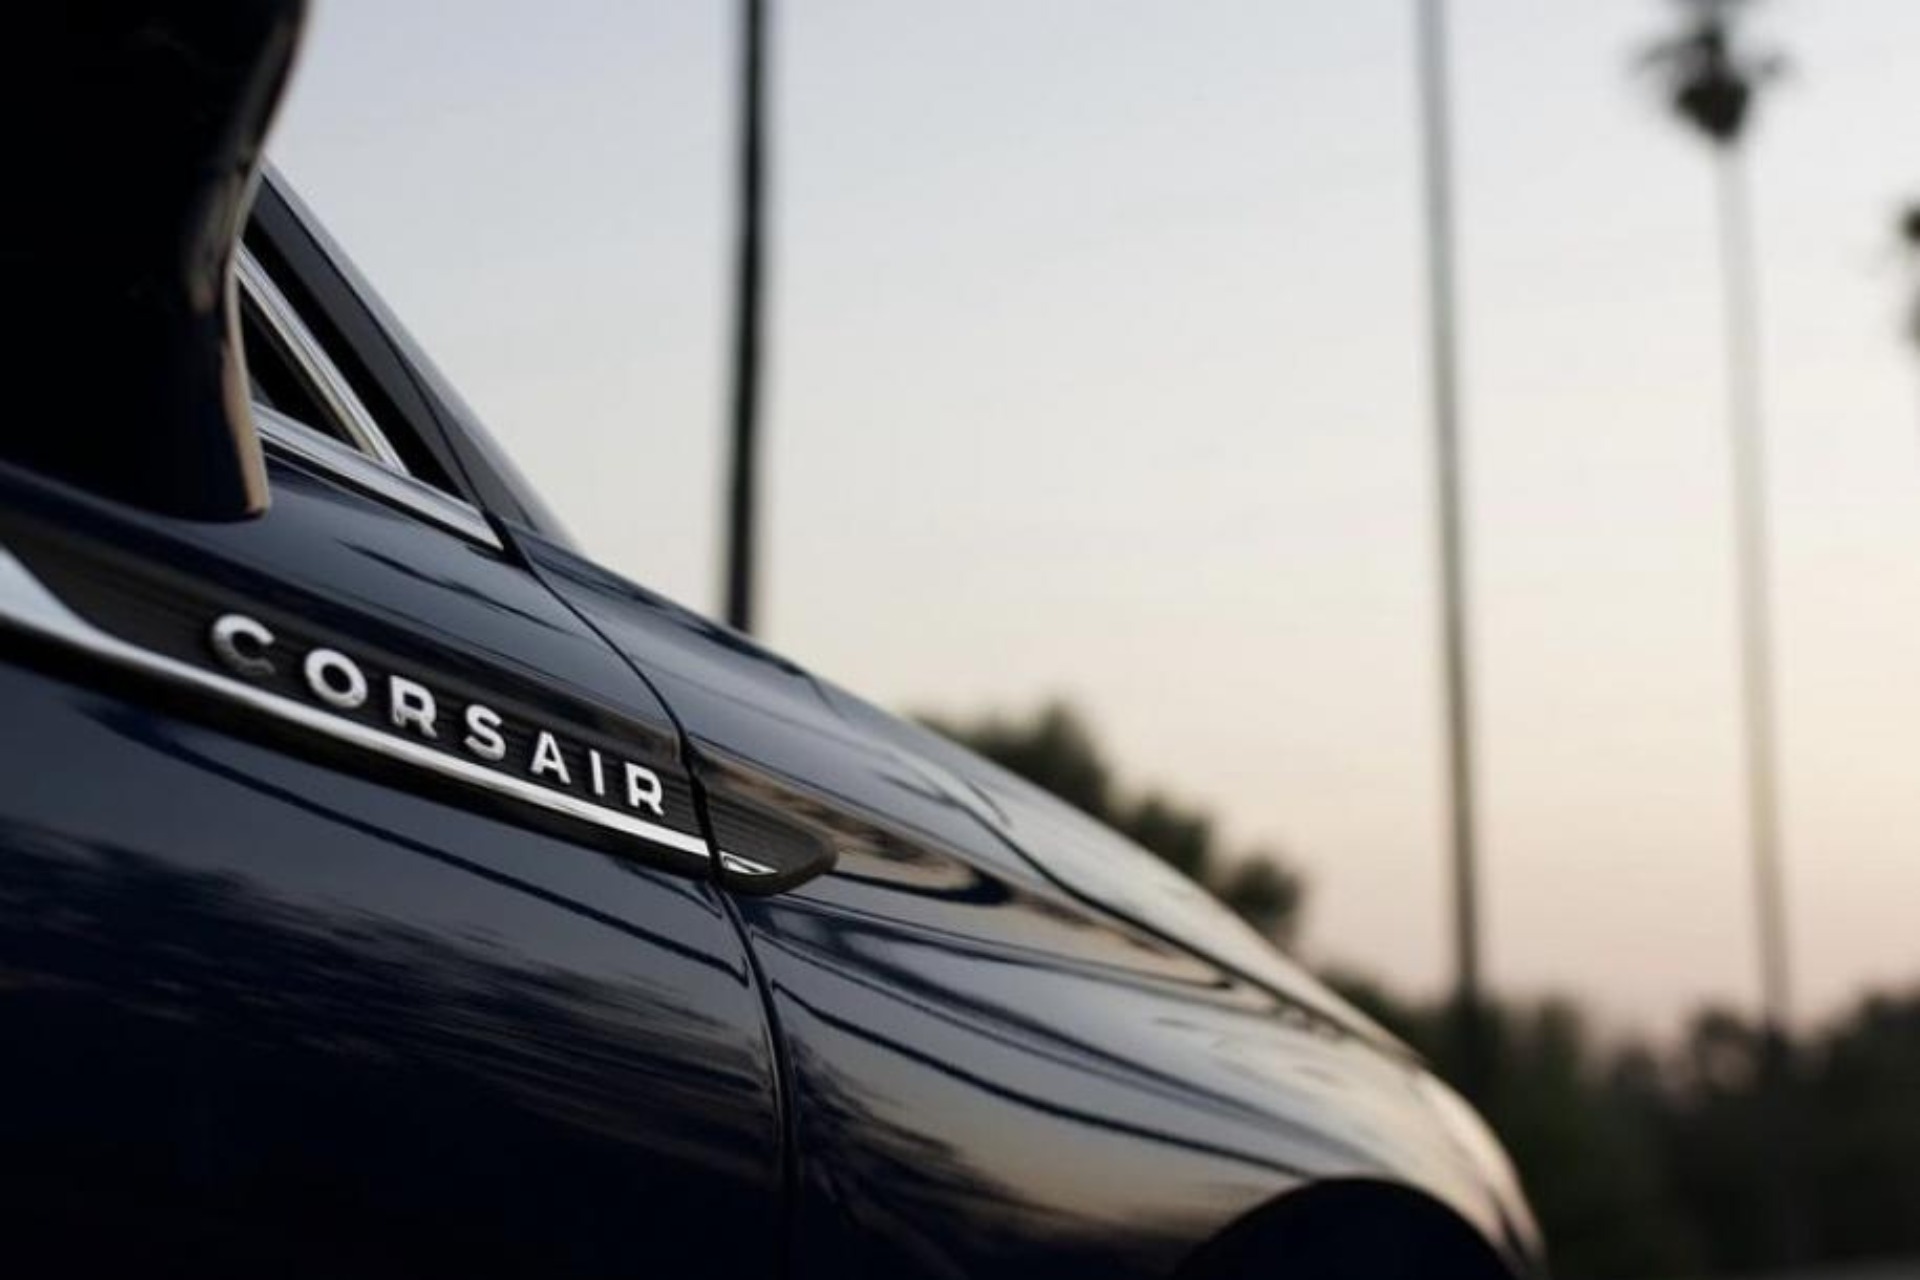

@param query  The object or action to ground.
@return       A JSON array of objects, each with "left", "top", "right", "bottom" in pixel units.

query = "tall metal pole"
[
  {"left": 1414, "top": 0, "right": 1486, "bottom": 1091},
  {"left": 1721, "top": 154, "right": 1804, "bottom": 1271},
  {"left": 723, "top": 0, "right": 769, "bottom": 633},
  {"left": 1716, "top": 146, "right": 1792, "bottom": 1038},
  {"left": 1904, "top": 205, "right": 1920, "bottom": 438}
]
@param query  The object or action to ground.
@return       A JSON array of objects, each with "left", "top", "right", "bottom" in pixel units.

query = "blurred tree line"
[
  {"left": 930, "top": 702, "right": 1920, "bottom": 1280},
  {"left": 1334, "top": 979, "right": 1920, "bottom": 1278}
]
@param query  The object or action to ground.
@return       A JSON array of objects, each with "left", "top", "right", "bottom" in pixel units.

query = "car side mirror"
[{"left": 0, "top": 0, "right": 309, "bottom": 521}]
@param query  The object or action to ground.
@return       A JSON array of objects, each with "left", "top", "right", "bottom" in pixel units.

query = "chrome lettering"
[
  {"left": 388, "top": 675, "right": 439, "bottom": 739},
  {"left": 209, "top": 613, "right": 275, "bottom": 678},
  {"left": 463, "top": 703, "right": 506, "bottom": 761},
  {"left": 303, "top": 648, "right": 368, "bottom": 710},
  {"left": 625, "top": 761, "right": 664, "bottom": 817},
  {"left": 203, "top": 614, "right": 677, "bottom": 827},
  {"left": 530, "top": 730, "right": 571, "bottom": 784}
]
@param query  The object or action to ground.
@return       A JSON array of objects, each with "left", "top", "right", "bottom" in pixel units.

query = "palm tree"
[
  {"left": 1641, "top": 0, "right": 1791, "bottom": 1043},
  {"left": 1641, "top": 2, "right": 1804, "bottom": 1264},
  {"left": 1642, "top": 1, "right": 1784, "bottom": 146}
]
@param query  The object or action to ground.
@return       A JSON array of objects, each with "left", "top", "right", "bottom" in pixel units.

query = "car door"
[{"left": 0, "top": 192, "right": 781, "bottom": 1278}]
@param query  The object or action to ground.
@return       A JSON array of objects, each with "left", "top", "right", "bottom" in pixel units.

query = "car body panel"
[{"left": 0, "top": 453, "right": 785, "bottom": 1276}]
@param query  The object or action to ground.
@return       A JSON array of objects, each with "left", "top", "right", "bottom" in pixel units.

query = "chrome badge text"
[{"left": 206, "top": 611, "right": 667, "bottom": 818}]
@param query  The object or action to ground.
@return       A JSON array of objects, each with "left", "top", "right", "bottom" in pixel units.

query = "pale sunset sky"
[{"left": 269, "top": 2, "right": 1920, "bottom": 1035}]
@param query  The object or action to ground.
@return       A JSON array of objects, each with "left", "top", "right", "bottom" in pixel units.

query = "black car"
[{"left": 0, "top": 4, "right": 1541, "bottom": 1277}]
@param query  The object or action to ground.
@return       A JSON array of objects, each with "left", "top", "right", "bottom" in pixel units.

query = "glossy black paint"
[
  {"left": 0, "top": 24, "right": 1543, "bottom": 1272},
  {"left": 0, "top": 454, "right": 783, "bottom": 1275},
  {"left": 0, "top": 661, "right": 779, "bottom": 1277}
]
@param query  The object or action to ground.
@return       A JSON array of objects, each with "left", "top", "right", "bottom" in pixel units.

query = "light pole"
[
  {"left": 1903, "top": 204, "right": 1920, "bottom": 412},
  {"left": 722, "top": 0, "right": 770, "bottom": 634},
  {"left": 1413, "top": 0, "right": 1488, "bottom": 1095},
  {"left": 1715, "top": 140, "right": 1793, "bottom": 1040}
]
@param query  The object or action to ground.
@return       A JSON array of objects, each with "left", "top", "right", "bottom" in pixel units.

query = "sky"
[{"left": 268, "top": 2, "right": 1920, "bottom": 1036}]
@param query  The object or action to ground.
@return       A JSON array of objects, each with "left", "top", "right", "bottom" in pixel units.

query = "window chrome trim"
[
  {"left": 255, "top": 403, "right": 502, "bottom": 549},
  {"left": 0, "top": 542, "right": 714, "bottom": 867},
  {"left": 236, "top": 245, "right": 411, "bottom": 474}
]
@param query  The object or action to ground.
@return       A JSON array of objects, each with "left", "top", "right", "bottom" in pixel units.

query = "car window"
[
  {"left": 230, "top": 247, "right": 500, "bottom": 549},
  {"left": 240, "top": 297, "right": 332, "bottom": 434},
  {"left": 236, "top": 246, "right": 413, "bottom": 476}
]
